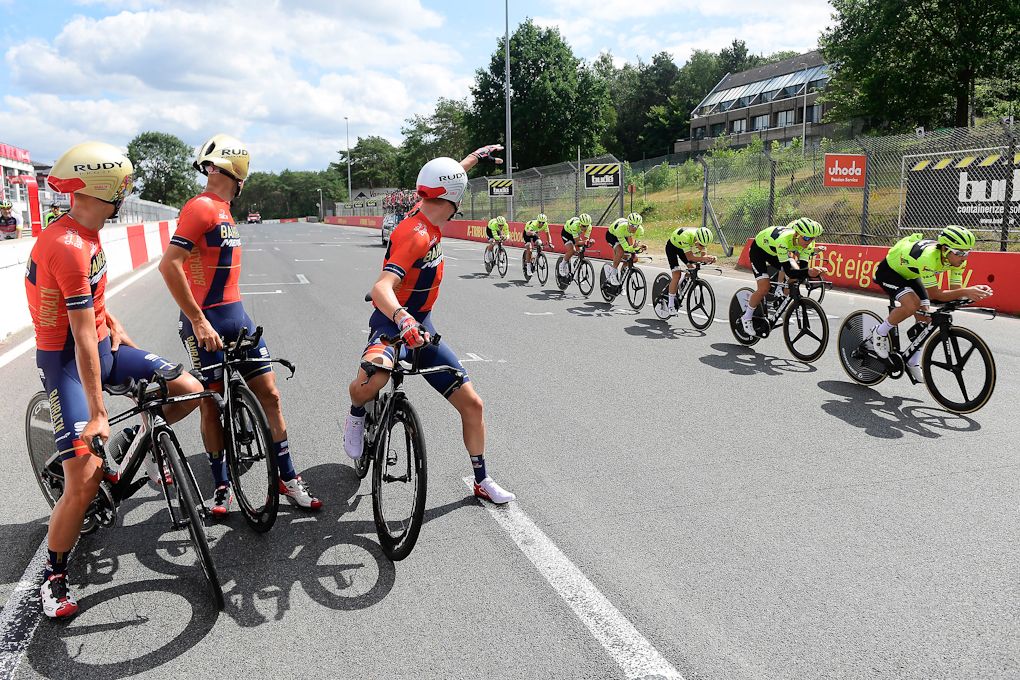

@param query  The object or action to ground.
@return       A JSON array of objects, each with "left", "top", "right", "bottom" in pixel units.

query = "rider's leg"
[
  {"left": 448, "top": 382, "right": 515, "bottom": 504},
  {"left": 48, "top": 454, "right": 104, "bottom": 563},
  {"left": 161, "top": 373, "right": 204, "bottom": 424},
  {"left": 344, "top": 357, "right": 392, "bottom": 460},
  {"left": 743, "top": 276, "right": 772, "bottom": 321},
  {"left": 668, "top": 270, "right": 683, "bottom": 311}
]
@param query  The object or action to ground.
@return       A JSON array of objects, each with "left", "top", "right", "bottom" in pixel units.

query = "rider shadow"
[
  {"left": 564, "top": 301, "right": 632, "bottom": 318},
  {"left": 624, "top": 319, "right": 705, "bottom": 340},
  {"left": 699, "top": 343, "right": 817, "bottom": 377},
  {"left": 816, "top": 380, "right": 981, "bottom": 440},
  {"left": 458, "top": 272, "right": 491, "bottom": 280},
  {"left": 493, "top": 280, "right": 530, "bottom": 288},
  {"left": 528, "top": 289, "right": 573, "bottom": 302}
]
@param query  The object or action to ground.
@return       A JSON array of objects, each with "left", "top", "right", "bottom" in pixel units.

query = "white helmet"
[{"left": 416, "top": 157, "right": 467, "bottom": 207}]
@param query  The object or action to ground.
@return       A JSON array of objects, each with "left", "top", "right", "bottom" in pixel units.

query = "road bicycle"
[
  {"left": 522, "top": 238, "right": 549, "bottom": 284},
  {"left": 554, "top": 239, "right": 596, "bottom": 297},
  {"left": 26, "top": 365, "right": 225, "bottom": 608},
  {"left": 836, "top": 298, "right": 996, "bottom": 413},
  {"left": 769, "top": 264, "right": 828, "bottom": 303},
  {"left": 484, "top": 240, "right": 508, "bottom": 278},
  {"left": 729, "top": 275, "right": 832, "bottom": 363},
  {"left": 650, "top": 263, "right": 721, "bottom": 330},
  {"left": 599, "top": 249, "right": 649, "bottom": 310},
  {"left": 352, "top": 332, "right": 465, "bottom": 561}
]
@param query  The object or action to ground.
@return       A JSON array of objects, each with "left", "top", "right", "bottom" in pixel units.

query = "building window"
[
  {"left": 804, "top": 104, "right": 822, "bottom": 124},
  {"left": 776, "top": 110, "right": 796, "bottom": 127},
  {"left": 730, "top": 119, "right": 746, "bottom": 134},
  {"left": 693, "top": 127, "right": 706, "bottom": 140},
  {"left": 752, "top": 114, "right": 769, "bottom": 131},
  {"left": 709, "top": 122, "right": 726, "bottom": 137}
]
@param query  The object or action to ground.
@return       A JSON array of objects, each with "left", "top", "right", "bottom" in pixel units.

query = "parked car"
[
  {"left": 247, "top": 212, "right": 262, "bottom": 224},
  {"left": 381, "top": 213, "right": 399, "bottom": 245}
]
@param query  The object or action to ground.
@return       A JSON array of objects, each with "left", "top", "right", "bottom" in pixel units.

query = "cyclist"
[
  {"left": 655, "top": 226, "right": 716, "bottom": 317},
  {"left": 27, "top": 142, "right": 205, "bottom": 618},
  {"left": 484, "top": 215, "right": 509, "bottom": 266},
  {"left": 870, "top": 226, "right": 992, "bottom": 380},
  {"left": 523, "top": 213, "right": 553, "bottom": 275},
  {"left": 559, "top": 212, "right": 593, "bottom": 278},
  {"left": 1, "top": 200, "right": 20, "bottom": 239},
  {"left": 342, "top": 145, "right": 516, "bottom": 505},
  {"left": 738, "top": 217, "right": 825, "bottom": 336},
  {"left": 160, "top": 134, "right": 321, "bottom": 516},
  {"left": 603, "top": 212, "right": 645, "bottom": 286},
  {"left": 44, "top": 202, "right": 63, "bottom": 230}
]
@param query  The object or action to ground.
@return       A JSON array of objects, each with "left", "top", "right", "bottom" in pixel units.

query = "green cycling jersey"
[
  {"left": 754, "top": 225, "right": 816, "bottom": 261},
  {"left": 609, "top": 218, "right": 644, "bottom": 251},
  {"left": 563, "top": 217, "right": 592, "bottom": 239},
  {"left": 487, "top": 218, "right": 509, "bottom": 239},
  {"left": 668, "top": 228, "right": 704, "bottom": 252},
  {"left": 886, "top": 233, "right": 965, "bottom": 288},
  {"left": 524, "top": 219, "right": 549, "bottom": 234}
]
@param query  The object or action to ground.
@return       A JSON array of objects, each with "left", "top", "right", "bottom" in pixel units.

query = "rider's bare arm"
[{"left": 371, "top": 271, "right": 408, "bottom": 322}]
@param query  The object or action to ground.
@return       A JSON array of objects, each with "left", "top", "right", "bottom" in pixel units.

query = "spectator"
[
  {"left": 0, "top": 200, "right": 20, "bottom": 240},
  {"left": 43, "top": 203, "right": 63, "bottom": 230}
]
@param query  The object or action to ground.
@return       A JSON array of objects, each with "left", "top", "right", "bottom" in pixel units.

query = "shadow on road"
[
  {"left": 458, "top": 272, "right": 492, "bottom": 280},
  {"left": 494, "top": 280, "right": 530, "bottom": 288},
  {"left": 527, "top": 289, "right": 574, "bottom": 301},
  {"left": 816, "top": 380, "right": 980, "bottom": 439},
  {"left": 624, "top": 318, "right": 706, "bottom": 340},
  {"left": 564, "top": 301, "right": 636, "bottom": 318},
  {"left": 699, "top": 342, "right": 817, "bottom": 376}
]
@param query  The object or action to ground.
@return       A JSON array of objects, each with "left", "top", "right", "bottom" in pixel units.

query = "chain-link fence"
[
  {"left": 702, "top": 121, "right": 1019, "bottom": 251},
  {"left": 114, "top": 195, "right": 180, "bottom": 223}
]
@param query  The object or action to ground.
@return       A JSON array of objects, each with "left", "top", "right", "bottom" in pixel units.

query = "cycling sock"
[
  {"left": 877, "top": 320, "right": 894, "bottom": 336},
  {"left": 45, "top": 549, "right": 68, "bottom": 577},
  {"left": 350, "top": 404, "right": 366, "bottom": 418},
  {"left": 741, "top": 305, "right": 755, "bottom": 321},
  {"left": 274, "top": 438, "right": 296, "bottom": 482},
  {"left": 668, "top": 294, "right": 676, "bottom": 308},
  {"left": 470, "top": 455, "right": 487, "bottom": 484},
  {"left": 207, "top": 451, "right": 228, "bottom": 487}
]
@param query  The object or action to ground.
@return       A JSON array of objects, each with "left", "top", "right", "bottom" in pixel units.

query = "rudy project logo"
[
  {"left": 823, "top": 154, "right": 867, "bottom": 188},
  {"left": 488, "top": 179, "right": 514, "bottom": 197}
]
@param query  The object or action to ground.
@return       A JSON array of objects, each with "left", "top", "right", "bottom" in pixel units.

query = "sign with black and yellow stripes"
[
  {"left": 488, "top": 178, "right": 514, "bottom": 197},
  {"left": 584, "top": 163, "right": 622, "bottom": 189},
  {"left": 901, "top": 149, "right": 1019, "bottom": 228}
]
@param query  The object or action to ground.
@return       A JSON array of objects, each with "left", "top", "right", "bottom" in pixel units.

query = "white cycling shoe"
[
  {"left": 907, "top": 362, "right": 923, "bottom": 382},
  {"left": 40, "top": 574, "right": 78, "bottom": 619},
  {"left": 474, "top": 477, "right": 516, "bottom": 505},
  {"left": 870, "top": 328, "right": 891, "bottom": 359},
  {"left": 280, "top": 476, "right": 323, "bottom": 510},
  {"left": 741, "top": 317, "right": 756, "bottom": 337},
  {"left": 558, "top": 262, "right": 570, "bottom": 277},
  {"left": 343, "top": 414, "right": 365, "bottom": 460}
]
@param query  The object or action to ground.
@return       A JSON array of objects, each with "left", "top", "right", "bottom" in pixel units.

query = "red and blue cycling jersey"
[
  {"left": 377, "top": 208, "right": 444, "bottom": 320},
  {"left": 169, "top": 192, "right": 242, "bottom": 309},
  {"left": 25, "top": 215, "right": 109, "bottom": 351}
]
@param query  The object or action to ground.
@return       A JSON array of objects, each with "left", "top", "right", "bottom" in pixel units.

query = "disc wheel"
[
  {"left": 521, "top": 250, "right": 533, "bottom": 282},
  {"left": 728, "top": 288, "right": 761, "bottom": 346},
  {"left": 651, "top": 273, "right": 671, "bottom": 319},
  {"left": 536, "top": 253, "right": 548, "bottom": 284},
  {"left": 372, "top": 396, "right": 427, "bottom": 561},
  {"left": 599, "top": 268, "right": 617, "bottom": 303},
  {"left": 836, "top": 310, "right": 887, "bottom": 386},
  {"left": 496, "top": 246, "right": 508, "bottom": 277},
  {"left": 25, "top": 391, "right": 78, "bottom": 520},
  {"left": 577, "top": 260, "right": 595, "bottom": 297},
  {"left": 783, "top": 298, "right": 829, "bottom": 363},
  {"left": 226, "top": 382, "right": 279, "bottom": 533},
  {"left": 554, "top": 256, "right": 569, "bottom": 291},
  {"left": 922, "top": 326, "right": 996, "bottom": 413},
  {"left": 354, "top": 399, "right": 379, "bottom": 480},
  {"left": 483, "top": 251, "right": 494, "bottom": 275},
  {"left": 686, "top": 279, "right": 716, "bottom": 330}
]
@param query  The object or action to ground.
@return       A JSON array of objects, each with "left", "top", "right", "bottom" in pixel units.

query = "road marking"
[
  {"left": 0, "top": 540, "right": 49, "bottom": 677},
  {"left": 243, "top": 289, "right": 283, "bottom": 295},
  {"left": 461, "top": 353, "right": 491, "bottom": 363},
  {"left": 464, "top": 479, "right": 683, "bottom": 680},
  {"left": 295, "top": 259, "right": 324, "bottom": 262},
  {"left": 525, "top": 312, "right": 553, "bottom": 316},
  {"left": 240, "top": 274, "right": 309, "bottom": 287}
]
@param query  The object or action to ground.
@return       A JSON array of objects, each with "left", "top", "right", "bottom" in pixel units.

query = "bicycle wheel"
[
  {"left": 577, "top": 260, "right": 595, "bottom": 297},
  {"left": 922, "top": 326, "right": 996, "bottom": 413},
  {"left": 599, "top": 267, "right": 615, "bottom": 302},
  {"left": 372, "top": 396, "right": 427, "bottom": 561},
  {"left": 25, "top": 391, "right": 67, "bottom": 509},
  {"left": 626, "top": 268, "right": 647, "bottom": 310},
  {"left": 536, "top": 253, "right": 548, "bottom": 284},
  {"left": 354, "top": 399, "right": 379, "bottom": 480},
  {"left": 836, "top": 310, "right": 887, "bottom": 386},
  {"left": 728, "top": 288, "right": 760, "bottom": 346},
  {"left": 651, "top": 273, "right": 671, "bottom": 319},
  {"left": 496, "top": 246, "right": 508, "bottom": 277},
  {"left": 554, "top": 256, "right": 569, "bottom": 290},
  {"left": 686, "top": 279, "right": 716, "bottom": 330},
  {"left": 226, "top": 382, "right": 279, "bottom": 533},
  {"left": 783, "top": 298, "right": 829, "bottom": 363},
  {"left": 806, "top": 279, "right": 826, "bottom": 303},
  {"left": 521, "top": 251, "right": 532, "bottom": 282},
  {"left": 159, "top": 430, "right": 224, "bottom": 609},
  {"left": 483, "top": 251, "right": 494, "bottom": 275}
]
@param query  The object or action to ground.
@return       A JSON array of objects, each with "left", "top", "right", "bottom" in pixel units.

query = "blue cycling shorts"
[
  {"left": 362, "top": 310, "right": 469, "bottom": 399},
  {"left": 36, "top": 337, "right": 178, "bottom": 461},
  {"left": 178, "top": 302, "right": 271, "bottom": 388}
]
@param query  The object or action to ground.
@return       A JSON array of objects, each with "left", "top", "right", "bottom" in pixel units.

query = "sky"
[{"left": 0, "top": 0, "right": 835, "bottom": 172}]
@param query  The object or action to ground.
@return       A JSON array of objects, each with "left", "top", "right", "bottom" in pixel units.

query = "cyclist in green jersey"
[
  {"left": 604, "top": 212, "right": 645, "bottom": 285},
  {"left": 655, "top": 226, "right": 716, "bottom": 317},
  {"left": 484, "top": 215, "right": 509, "bottom": 265},
  {"left": 559, "top": 213, "right": 593, "bottom": 277},
  {"left": 523, "top": 214, "right": 553, "bottom": 275},
  {"left": 871, "top": 225, "right": 992, "bottom": 380},
  {"left": 739, "top": 217, "right": 826, "bottom": 336}
]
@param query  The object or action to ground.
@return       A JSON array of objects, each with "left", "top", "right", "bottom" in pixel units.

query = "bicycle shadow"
[
  {"left": 699, "top": 343, "right": 817, "bottom": 376},
  {"left": 816, "top": 380, "right": 980, "bottom": 439},
  {"left": 528, "top": 289, "right": 574, "bottom": 301},
  {"left": 624, "top": 318, "right": 706, "bottom": 340},
  {"left": 458, "top": 272, "right": 491, "bottom": 280},
  {"left": 564, "top": 301, "right": 636, "bottom": 318},
  {"left": 493, "top": 280, "right": 530, "bottom": 288}
]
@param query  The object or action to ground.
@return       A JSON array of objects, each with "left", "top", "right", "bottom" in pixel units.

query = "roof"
[
  {"left": 692, "top": 50, "right": 831, "bottom": 118},
  {"left": 716, "top": 50, "right": 825, "bottom": 91}
]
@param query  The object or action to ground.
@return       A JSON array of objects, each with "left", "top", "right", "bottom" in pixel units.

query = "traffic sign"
[{"left": 584, "top": 163, "right": 622, "bottom": 189}]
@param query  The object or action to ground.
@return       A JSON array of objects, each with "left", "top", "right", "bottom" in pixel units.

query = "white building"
[{"left": 1, "top": 142, "right": 34, "bottom": 232}]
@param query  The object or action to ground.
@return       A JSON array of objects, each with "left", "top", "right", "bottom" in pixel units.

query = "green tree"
[
  {"left": 126, "top": 131, "right": 200, "bottom": 207},
  {"left": 338, "top": 135, "right": 399, "bottom": 190},
  {"left": 233, "top": 167, "right": 348, "bottom": 221},
  {"left": 397, "top": 98, "right": 472, "bottom": 187},
  {"left": 821, "top": 0, "right": 1020, "bottom": 129}
]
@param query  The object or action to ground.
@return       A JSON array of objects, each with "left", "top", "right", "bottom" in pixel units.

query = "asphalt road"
[{"left": 0, "top": 222, "right": 1016, "bottom": 680}]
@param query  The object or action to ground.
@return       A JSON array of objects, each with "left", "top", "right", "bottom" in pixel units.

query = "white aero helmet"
[
  {"left": 416, "top": 157, "right": 467, "bottom": 207},
  {"left": 194, "top": 134, "right": 250, "bottom": 183},
  {"left": 48, "top": 142, "right": 134, "bottom": 215}
]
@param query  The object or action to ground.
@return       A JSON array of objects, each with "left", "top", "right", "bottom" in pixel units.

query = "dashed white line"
[
  {"left": 465, "top": 478, "right": 684, "bottom": 680},
  {"left": 0, "top": 538, "right": 50, "bottom": 677}
]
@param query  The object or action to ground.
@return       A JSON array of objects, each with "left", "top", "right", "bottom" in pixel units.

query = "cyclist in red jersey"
[
  {"left": 342, "top": 145, "right": 516, "bottom": 504},
  {"left": 27, "top": 143, "right": 204, "bottom": 618},
  {"left": 160, "top": 134, "right": 321, "bottom": 514}
]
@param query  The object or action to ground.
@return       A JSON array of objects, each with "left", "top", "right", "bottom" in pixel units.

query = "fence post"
[
  {"left": 767, "top": 156, "right": 776, "bottom": 226},
  {"left": 1001, "top": 125, "right": 1016, "bottom": 252},
  {"left": 618, "top": 160, "right": 625, "bottom": 219},
  {"left": 538, "top": 170, "right": 545, "bottom": 215},
  {"left": 699, "top": 157, "right": 709, "bottom": 230},
  {"left": 861, "top": 151, "right": 871, "bottom": 246},
  {"left": 470, "top": 187, "right": 475, "bottom": 220}
]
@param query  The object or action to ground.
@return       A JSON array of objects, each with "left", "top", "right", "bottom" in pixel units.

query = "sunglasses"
[{"left": 947, "top": 248, "right": 970, "bottom": 257}]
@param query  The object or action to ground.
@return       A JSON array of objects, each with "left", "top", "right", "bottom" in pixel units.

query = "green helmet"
[
  {"left": 694, "top": 227, "right": 714, "bottom": 246},
  {"left": 627, "top": 212, "right": 643, "bottom": 228},
  {"left": 578, "top": 213, "right": 592, "bottom": 227},
  {"left": 789, "top": 217, "right": 823, "bottom": 238},
  {"left": 0, "top": 201, "right": 11, "bottom": 210},
  {"left": 537, "top": 213, "right": 548, "bottom": 223},
  {"left": 938, "top": 225, "right": 976, "bottom": 251},
  {"left": 495, "top": 216, "right": 507, "bottom": 227}
]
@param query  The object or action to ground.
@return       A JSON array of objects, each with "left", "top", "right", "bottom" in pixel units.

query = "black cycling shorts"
[
  {"left": 875, "top": 260, "right": 928, "bottom": 304},
  {"left": 665, "top": 242, "right": 690, "bottom": 271},
  {"left": 562, "top": 231, "right": 577, "bottom": 246},
  {"left": 486, "top": 227, "right": 500, "bottom": 241},
  {"left": 523, "top": 231, "right": 540, "bottom": 243},
  {"left": 749, "top": 243, "right": 781, "bottom": 279},
  {"left": 605, "top": 231, "right": 619, "bottom": 248}
]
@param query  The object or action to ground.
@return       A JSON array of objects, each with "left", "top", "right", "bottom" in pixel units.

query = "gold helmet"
[
  {"left": 47, "top": 142, "right": 134, "bottom": 212},
  {"left": 194, "top": 134, "right": 250, "bottom": 184}
]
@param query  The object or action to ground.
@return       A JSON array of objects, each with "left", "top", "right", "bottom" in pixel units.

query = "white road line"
[
  {"left": 295, "top": 259, "right": 324, "bottom": 262},
  {"left": 242, "top": 290, "right": 283, "bottom": 295},
  {"left": 525, "top": 311, "right": 553, "bottom": 316},
  {"left": 239, "top": 274, "right": 309, "bottom": 286},
  {"left": 464, "top": 479, "right": 684, "bottom": 680},
  {"left": 0, "top": 539, "right": 50, "bottom": 677}
]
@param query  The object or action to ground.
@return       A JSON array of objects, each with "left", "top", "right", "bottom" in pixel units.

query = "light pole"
[
  {"left": 799, "top": 62, "right": 810, "bottom": 156},
  {"left": 504, "top": 0, "right": 513, "bottom": 221},
  {"left": 344, "top": 116, "right": 353, "bottom": 212},
  {"left": 317, "top": 187, "right": 324, "bottom": 221}
]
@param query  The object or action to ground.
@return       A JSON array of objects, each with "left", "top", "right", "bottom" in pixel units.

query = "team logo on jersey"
[
  {"left": 218, "top": 222, "right": 241, "bottom": 248},
  {"left": 421, "top": 241, "right": 443, "bottom": 269},
  {"left": 88, "top": 249, "right": 107, "bottom": 286},
  {"left": 63, "top": 229, "right": 83, "bottom": 250}
]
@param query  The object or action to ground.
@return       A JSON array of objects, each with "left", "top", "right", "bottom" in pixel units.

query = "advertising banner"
[
  {"left": 901, "top": 148, "right": 1019, "bottom": 229},
  {"left": 487, "top": 179, "right": 514, "bottom": 197},
  {"left": 584, "top": 163, "right": 622, "bottom": 189},
  {"left": 823, "top": 154, "right": 867, "bottom": 188}
]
